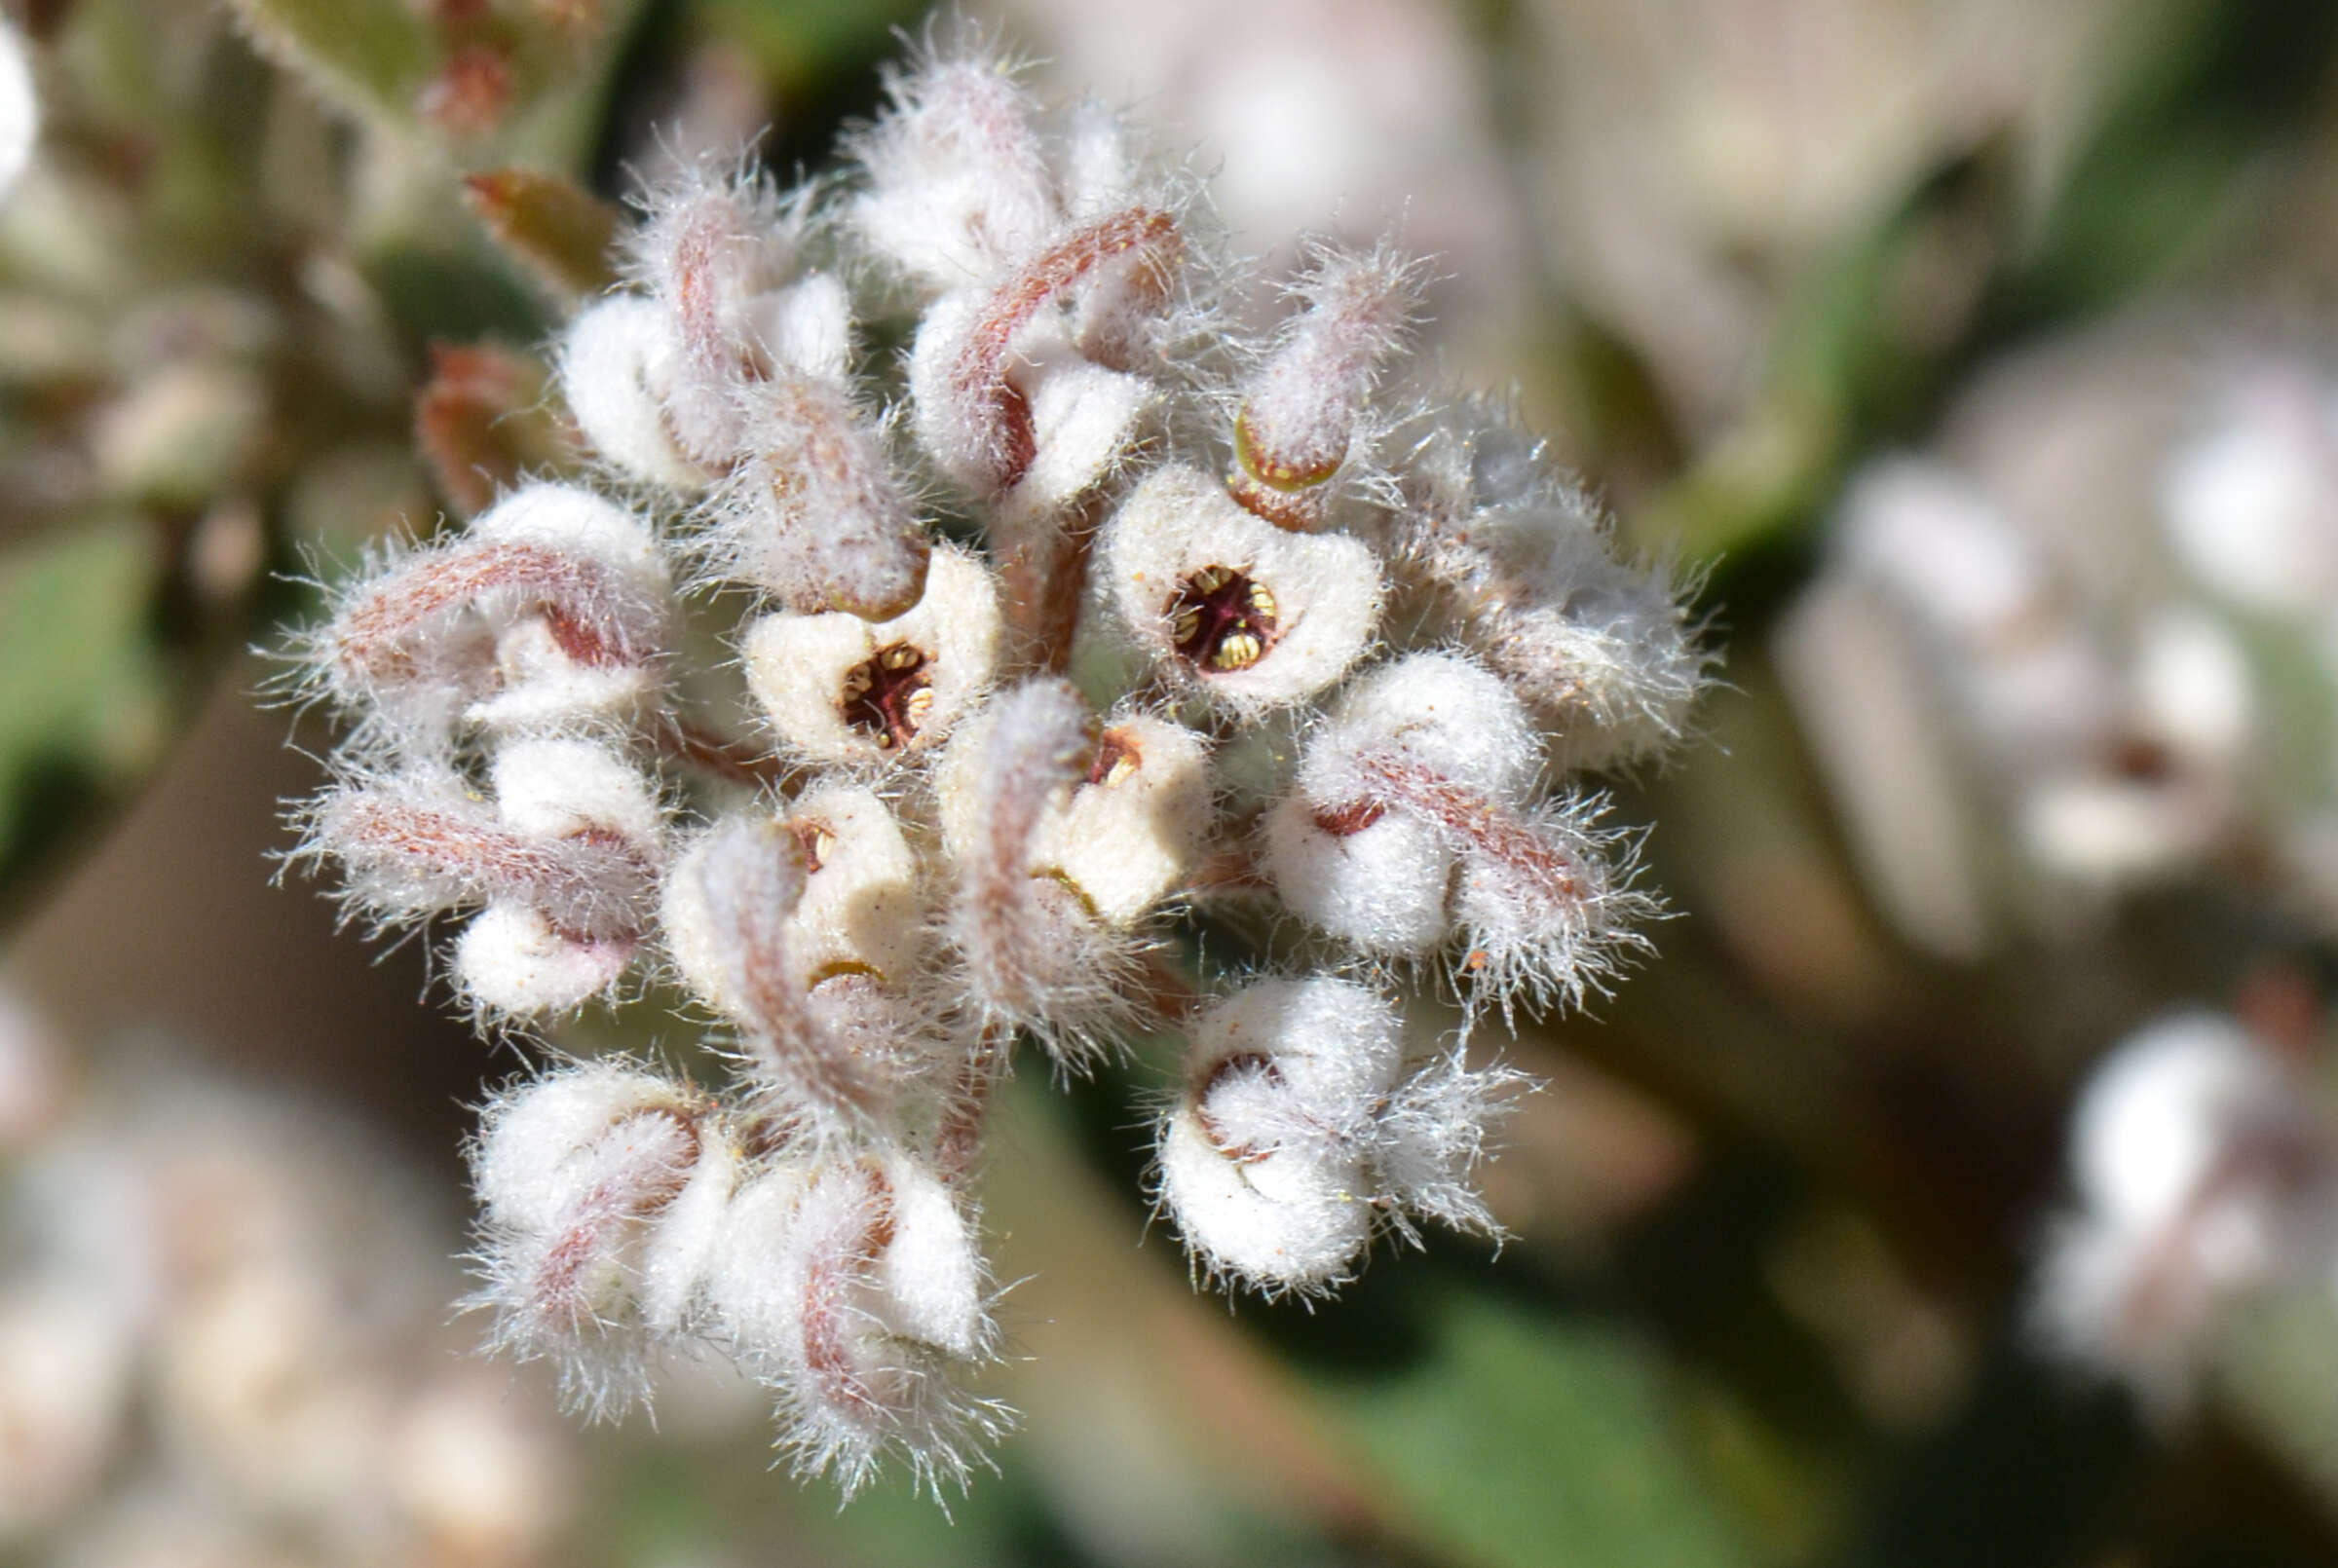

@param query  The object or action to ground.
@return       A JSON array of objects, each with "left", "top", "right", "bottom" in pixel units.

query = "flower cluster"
[
  {"left": 289, "top": 41, "right": 1702, "bottom": 1496},
  {"left": 2034, "top": 1009, "right": 2338, "bottom": 1412}
]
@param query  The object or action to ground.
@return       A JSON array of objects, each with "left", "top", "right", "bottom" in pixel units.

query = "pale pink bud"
[
  {"left": 707, "top": 1155, "right": 1005, "bottom": 1497},
  {"left": 306, "top": 738, "right": 664, "bottom": 1016},
  {"left": 697, "top": 371, "right": 931, "bottom": 619},
  {"left": 741, "top": 541, "right": 1000, "bottom": 766},
  {"left": 308, "top": 761, "right": 655, "bottom": 942},
  {"left": 470, "top": 1062, "right": 718, "bottom": 1416},
  {"left": 1155, "top": 978, "right": 1519, "bottom": 1297},
  {"left": 624, "top": 165, "right": 800, "bottom": 465},
  {"left": 1837, "top": 461, "right": 2114, "bottom": 766},
  {"left": 1263, "top": 654, "right": 1654, "bottom": 1014},
  {"left": 905, "top": 205, "right": 1180, "bottom": 501},
  {"left": 848, "top": 51, "right": 1060, "bottom": 291},
  {"left": 1103, "top": 464, "right": 1383, "bottom": 712},
  {"left": 318, "top": 483, "right": 672, "bottom": 738},
  {"left": 1152, "top": 978, "right": 1400, "bottom": 1297},
  {"left": 1228, "top": 241, "right": 1423, "bottom": 531}
]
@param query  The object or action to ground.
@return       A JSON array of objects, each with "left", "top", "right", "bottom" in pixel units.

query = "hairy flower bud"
[
  {"left": 1264, "top": 653, "right": 1652, "bottom": 1012},
  {"left": 625, "top": 167, "right": 800, "bottom": 465},
  {"left": 1228, "top": 241, "right": 1422, "bottom": 531},
  {"left": 1398, "top": 407, "right": 1703, "bottom": 769},
  {"left": 706, "top": 1154, "right": 1004, "bottom": 1496},
  {"left": 470, "top": 1063, "right": 720, "bottom": 1415},
  {"left": 319, "top": 484, "right": 672, "bottom": 740},
  {"left": 559, "top": 296, "right": 711, "bottom": 491},
  {"left": 698, "top": 373, "right": 931, "bottom": 619},
  {"left": 906, "top": 205, "right": 1179, "bottom": 502},
  {"left": 848, "top": 50, "right": 1059, "bottom": 292},
  {"left": 306, "top": 737, "right": 664, "bottom": 1016},
  {"left": 1154, "top": 977, "right": 1513, "bottom": 1296}
]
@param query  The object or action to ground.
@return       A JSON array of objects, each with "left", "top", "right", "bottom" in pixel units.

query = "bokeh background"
[{"left": 8, "top": 0, "right": 2338, "bottom": 1563}]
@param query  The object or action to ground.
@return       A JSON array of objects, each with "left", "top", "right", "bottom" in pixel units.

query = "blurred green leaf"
[
  {"left": 0, "top": 516, "right": 173, "bottom": 902},
  {"left": 220, "top": 0, "right": 435, "bottom": 127},
  {"left": 463, "top": 168, "right": 622, "bottom": 302},
  {"left": 1303, "top": 1288, "right": 1760, "bottom": 1568}
]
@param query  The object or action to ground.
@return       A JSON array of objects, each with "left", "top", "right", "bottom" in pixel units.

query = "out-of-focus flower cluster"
[
  {"left": 1776, "top": 340, "right": 2338, "bottom": 959},
  {"left": 2034, "top": 1005, "right": 2338, "bottom": 1413},
  {"left": 1778, "top": 322, "right": 2338, "bottom": 1412},
  {"left": 0, "top": 996, "right": 572, "bottom": 1568},
  {"left": 288, "top": 40, "right": 1704, "bottom": 1496}
]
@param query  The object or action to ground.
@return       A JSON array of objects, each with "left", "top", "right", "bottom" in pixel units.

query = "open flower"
[
  {"left": 1104, "top": 464, "right": 1383, "bottom": 710},
  {"left": 742, "top": 542, "right": 1002, "bottom": 766}
]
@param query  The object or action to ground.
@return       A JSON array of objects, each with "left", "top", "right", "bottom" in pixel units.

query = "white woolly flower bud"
[
  {"left": 453, "top": 904, "right": 639, "bottom": 1018},
  {"left": 470, "top": 1063, "right": 719, "bottom": 1416},
  {"left": 742, "top": 542, "right": 1000, "bottom": 765},
  {"left": 625, "top": 167, "right": 801, "bottom": 465},
  {"left": 1263, "top": 654, "right": 1532, "bottom": 959},
  {"left": 1156, "top": 1100, "right": 1375, "bottom": 1299},
  {"left": 1104, "top": 464, "right": 1382, "bottom": 711},
  {"left": 1152, "top": 979, "right": 1395, "bottom": 1297},
  {"left": 848, "top": 51, "right": 1060, "bottom": 291},
  {"left": 558, "top": 296, "right": 709, "bottom": 492},
  {"left": 1155, "top": 978, "right": 1521, "bottom": 1298},
  {"left": 1228, "top": 241, "right": 1422, "bottom": 531},
  {"left": 1400, "top": 413, "right": 1702, "bottom": 770},
  {"left": 904, "top": 204, "right": 1179, "bottom": 503},
  {"left": 698, "top": 373, "right": 931, "bottom": 620},
  {"left": 307, "top": 737, "right": 664, "bottom": 1018},
  {"left": 2033, "top": 1012, "right": 2338, "bottom": 1410},
  {"left": 908, "top": 283, "right": 1160, "bottom": 510},
  {"left": 461, "top": 739, "right": 666, "bottom": 1016},
  {"left": 937, "top": 711, "right": 1211, "bottom": 926},
  {"left": 471, "top": 1061, "right": 703, "bottom": 1234},
  {"left": 1263, "top": 653, "right": 1651, "bottom": 1012},
  {"left": 488, "top": 734, "right": 666, "bottom": 845},
  {"left": 706, "top": 1154, "right": 1004, "bottom": 1497},
  {"left": 319, "top": 483, "right": 673, "bottom": 739}
]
